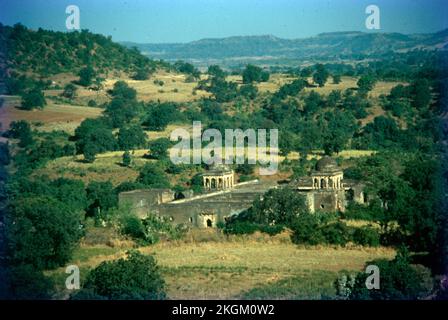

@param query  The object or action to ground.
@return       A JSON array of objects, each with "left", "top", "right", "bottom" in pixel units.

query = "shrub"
[
  {"left": 137, "top": 163, "right": 170, "bottom": 188},
  {"left": 5, "top": 265, "right": 54, "bottom": 299},
  {"left": 238, "top": 175, "right": 255, "bottom": 182},
  {"left": 6, "top": 196, "right": 83, "bottom": 269},
  {"left": 290, "top": 214, "right": 326, "bottom": 245},
  {"left": 250, "top": 188, "right": 309, "bottom": 225},
  {"left": 320, "top": 222, "right": 352, "bottom": 246},
  {"left": 62, "top": 83, "right": 77, "bottom": 99},
  {"left": 120, "top": 215, "right": 146, "bottom": 240},
  {"left": 259, "top": 224, "right": 284, "bottom": 236},
  {"left": 73, "top": 251, "right": 165, "bottom": 300},
  {"left": 122, "top": 151, "right": 132, "bottom": 167},
  {"left": 352, "top": 227, "right": 380, "bottom": 247},
  {"left": 224, "top": 221, "right": 259, "bottom": 235},
  {"left": 21, "top": 88, "right": 46, "bottom": 110},
  {"left": 349, "top": 249, "right": 433, "bottom": 300}
]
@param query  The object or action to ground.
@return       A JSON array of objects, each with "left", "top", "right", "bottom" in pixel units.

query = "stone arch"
[
  {"left": 320, "top": 178, "right": 326, "bottom": 189},
  {"left": 328, "top": 178, "right": 333, "bottom": 188},
  {"left": 314, "top": 178, "right": 319, "bottom": 189},
  {"left": 347, "top": 188, "right": 354, "bottom": 201}
]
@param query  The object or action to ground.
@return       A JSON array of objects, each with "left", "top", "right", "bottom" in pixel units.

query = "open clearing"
[
  {"left": 0, "top": 96, "right": 102, "bottom": 133},
  {"left": 47, "top": 231, "right": 395, "bottom": 299},
  {"left": 227, "top": 74, "right": 405, "bottom": 97},
  {"left": 2, "top": 73, "right": 403, "bottom": 136},
  {"left": 35, "top": 147, "right": 374, "bottom": 186}
]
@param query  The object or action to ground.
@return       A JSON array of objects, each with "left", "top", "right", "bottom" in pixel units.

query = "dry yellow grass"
[
  {"left": 157, "top": 241, "right": 394, "bottom": 299},
  {"left": 33, "top": 151, "right": 147, "bottom": 185},
  {"left": 103, "top": 71, "right": 211, "bottom": 103},
  {"left": 226, "top": 74, "right": 405, "bottom": 97},
  {"left": 0, "top": 96, "right": 102, "bottom": 133},
  {"left": 46, "top": 233, "right": 395, "bottom": 299},
  {"left": 286, "top": 150, "right": 375, "bottom": 161}
]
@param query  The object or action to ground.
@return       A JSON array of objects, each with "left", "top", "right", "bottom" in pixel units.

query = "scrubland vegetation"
[{"left": 0, "top": 24, "right": 447, "bottom": 300}]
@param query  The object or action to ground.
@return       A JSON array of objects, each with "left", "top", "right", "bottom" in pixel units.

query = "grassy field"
[
  {"left": 34, "top": 146, "right": 374, "bottom": 186},
  {"left": 46, "top": 230, "right": 395, "bottom": 300},
  {"left": 0, "top": 95, "right": 102, "bottom": 133},
  {"left": 2, "top": 72, "right": 403, "bottom": 136},
  {"left": 227, "top": 74, "right": 405, "bottom": 97}
]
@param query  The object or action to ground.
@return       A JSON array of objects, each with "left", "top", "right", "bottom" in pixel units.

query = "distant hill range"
[{"left": 122, "top": 29, "right": 448, "bottom": 68}]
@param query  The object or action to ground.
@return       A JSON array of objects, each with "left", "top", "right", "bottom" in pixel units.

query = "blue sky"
[{"left": 0, "top": 0, "right": 447, "bottom": 43}]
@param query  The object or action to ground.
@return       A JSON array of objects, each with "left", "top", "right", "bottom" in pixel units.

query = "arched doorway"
[
  {"left": 206, "top": 219, "right": 212, "bottom": 227},
  {"left": 320, "top": 178, "right": 326, "bottom": 189},
  {"left": 347, "top": 188, "right": 354, "bottom": 201}
]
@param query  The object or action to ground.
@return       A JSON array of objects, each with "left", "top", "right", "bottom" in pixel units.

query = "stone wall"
[{"left": 119, "top": 180, "right": 276, "bottom": 227}]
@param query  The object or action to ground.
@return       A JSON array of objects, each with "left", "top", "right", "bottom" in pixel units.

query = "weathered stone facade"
[
  {"left": 201, "top": 163, "right": 235, "bottom": 190},
  {"left": 292, "top": 156, "right": 366, "bottom": 213},
  {"left": 118, "top": 180, "right": 276, "bottom": 228},
  {"left": 118, "top": 189, "right": 175, "bottom": 217},
  {"left": 118, "top": 157, "right": 366, "bottom": 227},
  {"left": 118, "top": 164, "right": 276, "bottom": 228}
]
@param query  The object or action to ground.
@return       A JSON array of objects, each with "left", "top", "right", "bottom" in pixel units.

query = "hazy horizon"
[{"left": 1, "top": 0, "right": 447, "bottom": 43}]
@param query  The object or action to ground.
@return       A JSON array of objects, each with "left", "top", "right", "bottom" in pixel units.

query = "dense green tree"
[
  {"left": 332, "top": 74, "right": 342, "bottom": 84},
  {"left": 357, "top": 75, "right": 376, "bottom": 95},
  {"left": 343, "top": 92, "right": 370, "bottom": 119},
  {"left": 399, "top": 157, "right": 442, "bottom": 251},
  {"left": 149, "top": 138, "right": 171, "bottom": 160},
  {"left": 327, "top": 90, "right": 342, "bottom": 108},
  {"left": 6, "top": 196, "right": 83, "bottom": 269},
  {"left": 201, "top": 100, "right": 224, "bottom": 120},
  {"left": 239, "top": 84, "right": 258, "bottom": 100},
  {"left": 62, "top": 83, "right": 77, "bottom": 99},
  {"left": 350, "top": 250, "right": 431, "bottom": 300},
  {"left": 290, "top": 213, "right": 325, "bottom": 245},
  {"left": 249, "top": 188, "right": 308, "bottom": 225},
  {"left": 77, "top": 126, "right": 117, "bottom": 159},
  {"left": 114, "top": 181, "right": 147, "bottom": 193},
  {"left": 323, "top": 111, "right": 357, "bottom": 155},
  {"left": 105, "top": 97, "right": 139, "bottom": 128},
  {"left": 137, "top": 163, "right": 170, "bottom": 188},
  {"left": 82, "top": 141, "right": 97, "bottom": 163},
  {"left": 122, "top": 151, "right": 132, "bottom": 167},
  {"left": 51, "top": 178, "right": 88, "bottom": 213},
  {"left": 299, "top": 66, "right": 313, "bottom": 77},
  {"left": 86, "top": 181, "right": 118, "bottom": 219},
  {"left": 144, "top": 102, "right": 182, "bottom": 131},
  {"left": 117, "top": 125, "right": 147, "bottom": 150},
  {"left": 110, "top": 81, "right": 137, "bottom": 101},
  {"left": 208, "top": 78, "right": 238, "bottom": 102},
  {"left": 361, "top": 116, "right": 402, "bottom": 148},
  {"left": 313, "top": 64, "right": 329, "bottom": 87},
  {"left": 303, "top": 91, "right": 324, "bottom": 115},
  {"left": 21, "top": 88, "right": 46, "bottom": 110},
  {"left": 5, "top": 265, "right": 54, "bottom": 299},
  {"left": 132, "top": 68, "right": 150, "bottom": 80},
  {"left": 190, "top": 173, "right": 204, "bottom": 193},
  {"left": 74, "top": 251, "right": 165, "bottom": 300},
  {"left": 242, "top": 64, "right": 269, "bottom": 83},
  {"left": 8, "top": 121, "right": 33, "bottom": 147},
  {"left": 275, "top": 78, "right": 307, "bottom": 99},
  {"left": 78, "top": 66, "right": 95, "bottom": 87},
  {"left": 207, "top": 65, "right": 226, "bottom": 80},
  {"left": 235, "top": 163, "right": 255, "bottom": 175},
  {"left": 411, "top": 78, "right": 431, "bottom": 109}
]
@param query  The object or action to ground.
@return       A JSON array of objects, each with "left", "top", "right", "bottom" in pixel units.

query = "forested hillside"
[{"left": 0, "top": 23, "right": 168, "bottom": 94}]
